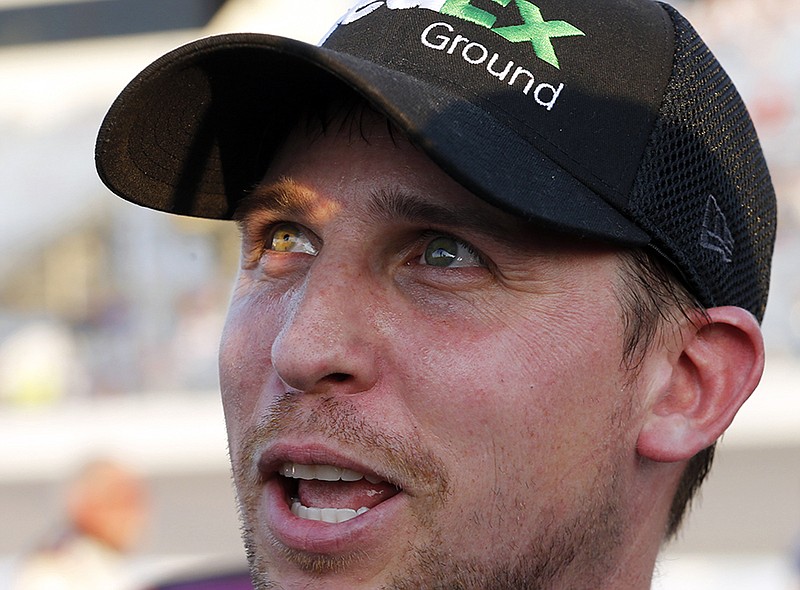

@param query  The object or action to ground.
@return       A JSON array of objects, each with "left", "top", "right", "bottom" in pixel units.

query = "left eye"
[
  {"left": 267, "top": 223, "right": 317, "bottom": 255},
  {"left": 420, "top": 236, "right": 484, "bottom": 268}
]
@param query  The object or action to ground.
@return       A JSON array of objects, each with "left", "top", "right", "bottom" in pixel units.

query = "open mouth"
[{"left": 280, "top": 463, "right": 401, "bottom": 524}]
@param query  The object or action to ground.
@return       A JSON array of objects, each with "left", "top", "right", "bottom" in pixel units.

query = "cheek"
[
  {"left": 403, "top": 316, "right": 632, "bottom": 544},
  {"left": 218, "top": 287, "right": 283, "bottom": 435},
  {"left": 394, "top": 297, "right": 628, "bottom": 471}
]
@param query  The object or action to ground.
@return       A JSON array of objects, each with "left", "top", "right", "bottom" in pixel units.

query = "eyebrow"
[
  {"left": 236, "top": 179, "right": 527, "bottom": 247},
  {"left": 234, "top": 179, "right": 319, "bottom": 224},
  {"left": 365, "top": 188, "right": 521, "bottom": 245}
]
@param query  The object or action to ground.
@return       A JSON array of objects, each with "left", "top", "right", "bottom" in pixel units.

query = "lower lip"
[{"left": 262, "top": 477, "right": 406, "bottom": 554}]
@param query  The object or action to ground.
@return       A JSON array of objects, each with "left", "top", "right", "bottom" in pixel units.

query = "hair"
[{"left": 615, "top": 248, "right": 711, "bottom": 538}]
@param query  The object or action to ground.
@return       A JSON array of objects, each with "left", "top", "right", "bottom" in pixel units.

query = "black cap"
[{"left": 95, "top": 0, "right": 777, "bottom": 320}]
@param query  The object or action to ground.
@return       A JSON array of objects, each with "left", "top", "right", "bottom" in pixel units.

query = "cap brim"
[{"left": 96, "top": 32, "right": 649, "bottom": 245}]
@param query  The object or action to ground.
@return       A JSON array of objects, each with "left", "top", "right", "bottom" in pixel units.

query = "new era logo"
[{"left": 700, "top": 194, "right": 734, "bottom": 263}]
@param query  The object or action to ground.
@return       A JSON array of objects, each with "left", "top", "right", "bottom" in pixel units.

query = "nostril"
[{"left": 328, "top": 373, "right": 350, "bottom": 383}]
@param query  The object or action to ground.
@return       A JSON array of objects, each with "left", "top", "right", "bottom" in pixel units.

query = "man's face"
[{"left": 219, "top": 113, "right": 644, "bottom": 589}]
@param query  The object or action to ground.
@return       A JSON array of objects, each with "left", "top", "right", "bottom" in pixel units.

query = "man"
[{"left": 95, "top": 0, "right": 777, "bottom": 588}]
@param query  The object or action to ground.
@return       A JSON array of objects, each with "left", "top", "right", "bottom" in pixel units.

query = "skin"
[{"left": 218, "top": 112, "right": 763, "bottom": 589}]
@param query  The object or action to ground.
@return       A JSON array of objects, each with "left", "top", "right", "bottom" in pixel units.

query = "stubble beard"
[
  {"left": 382, "top": 469, "right": 625, "bottom": 590},
  {"left": 233, "top": 394, "right": 627, "bottom": 590}
]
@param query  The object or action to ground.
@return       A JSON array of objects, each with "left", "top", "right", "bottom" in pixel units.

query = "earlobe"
[{"left": 636, "top": 307, "right": 765, "bottom": 463}]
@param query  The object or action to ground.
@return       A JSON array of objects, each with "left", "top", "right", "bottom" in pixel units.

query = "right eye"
[
  {"left": 267, "top": 223, "right": 317, "bottom": 255},
  {"left": 419, "top": 235, "right": 485, "bottom": 269}
]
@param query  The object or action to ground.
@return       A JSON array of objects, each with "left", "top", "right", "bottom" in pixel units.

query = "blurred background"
[{"left": 0, "top": 0, "right": 797, "bottom": 588}]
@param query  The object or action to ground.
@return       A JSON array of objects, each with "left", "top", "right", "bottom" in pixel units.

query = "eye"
[
  {"left": 420, "top": 236, "right": 485, "bottom": 268},
  {"left": 268, "top": 223, "right": 317, "bottom": 255}
]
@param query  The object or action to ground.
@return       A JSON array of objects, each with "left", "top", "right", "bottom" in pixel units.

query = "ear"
[{"left": 636, "top": 306, "right": 765, "bottom": 463}]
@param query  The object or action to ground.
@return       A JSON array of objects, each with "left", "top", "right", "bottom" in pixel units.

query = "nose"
[{"left": 270, "top": 261, "right": 381, "bottom": 396}]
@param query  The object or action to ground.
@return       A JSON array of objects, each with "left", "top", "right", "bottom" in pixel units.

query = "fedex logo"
[{"left": 326, "top": 0, "right": 585, "bottom": 69}]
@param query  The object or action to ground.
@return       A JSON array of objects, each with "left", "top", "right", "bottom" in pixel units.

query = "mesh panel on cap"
[{"left": 628, "top": 3, "right": 776, "bottom": 321}]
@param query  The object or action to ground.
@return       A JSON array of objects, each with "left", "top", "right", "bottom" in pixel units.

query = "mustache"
[{"left": 237, "top": 392, "right": 450, "bottom": 499}]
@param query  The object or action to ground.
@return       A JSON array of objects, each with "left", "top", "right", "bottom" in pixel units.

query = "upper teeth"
[{"left": 280, "top": 463, "right": 383, "bottom": 484}]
